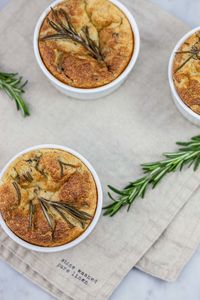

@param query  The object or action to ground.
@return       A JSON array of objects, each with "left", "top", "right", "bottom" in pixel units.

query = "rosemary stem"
[
  {"left": 41, "top": 8, "right": 103, "bottom": 62},
  {"left": 0, "top": 71, "right": 29, "bottom": 117},
  {"left": 104, "top": 135, "right": 200, "bottom": 217}
]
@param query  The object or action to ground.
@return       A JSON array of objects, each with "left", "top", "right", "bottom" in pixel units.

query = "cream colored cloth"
[
  {"left": 136, "top": 186, "right": 200, "bottom": 281},
  {"left": 0, "top": 0, "right": 200, "bottom": 299}
]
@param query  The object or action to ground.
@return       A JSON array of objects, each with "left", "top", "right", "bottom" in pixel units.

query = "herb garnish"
[
  {"left": 53, "top": 205, "right": 75, "bottom": 228},
  {"left": 36, "top": 197, "right": 92, "bottom": 230},
  {"left": 0, "top": 71, "right": 29, "bottom": 117},
  {"left": 29, "top": 200, "right": 35, "bottom": 229},
  {"left": 58, "top": 160, "right": 78, "bottom": 177},
  {"left": 25, "top": 156, "right": 46, "bottom": 177},
  {"left": 40, "top": 8, "right": 103, "bottom": 62},
  {"left": 12, "top": 182, "right": 21, "bottom": 204},
  {"left": 104, "top": 135, "right": 200, "bottom": 216},
  {"left": 175, "top": 34, "right": 200, "bottom": 73},
  {"left": 23, "top": 172, "right": 33, "bottom": 182},
  {"left": 39, "top": 198, "right": 55, "bottom": 231}
]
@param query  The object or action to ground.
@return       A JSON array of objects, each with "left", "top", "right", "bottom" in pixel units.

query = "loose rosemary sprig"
[
  {"left": 0, "top": 71, "right": 29, "bottom": 117},
  {"left": 104, "top": 135, "right": 200, "bottom": 217},
  {"left": 175, "top": 34, "right": 200, "bottom": 73},
  {"left": 41, "top": 8, "right": 103, "bottom": 62}
]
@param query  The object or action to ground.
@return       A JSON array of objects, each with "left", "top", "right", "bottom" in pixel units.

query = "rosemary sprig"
[
  {"left": 38, "top": 197, "right": 92, "bottom": 230},
  {"left": 29, "top": 200, "right": 35, "bottom": 229},
  {"left": 0, "top": 71, "right": 29, "bottom": 117},
  {"left": 58, "top": 160, "right": 78, "bottom": 177},
  {"left": 12, "top": 182, "right": 21, "bottom": 204},
  {"left": 175, "top": 35, "right": 200, "bottom": 73},
  {"left": 23, "top": 172, "right": 33, "bottom": 182},
  {"left": 39, "top": 199, "right": 55, "bottom": 231},
  {"left": 41, "top": 8, "right": 103, "bottom": 62},
  {"left": 25, "top": 156, "right": 46, "bottom": 177},
  {"left": 53, "top": 206, "right": 75, "bottom": 228},
  {"left": 104, "top": 135, "right": 200, "bottom": 217}
]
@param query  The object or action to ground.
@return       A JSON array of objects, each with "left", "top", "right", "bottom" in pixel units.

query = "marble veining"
[{"left": 0, "top": 0, "right": 200, "bottom": 300}]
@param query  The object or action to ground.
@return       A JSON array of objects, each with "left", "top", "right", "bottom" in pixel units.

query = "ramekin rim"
[
  {"left": 0, "top": 144, "right": 103, "bottom": 252},
  {"left": 33, "top": 0, "right": 140, "bottom": 94},
  {"left": 168, "top": 25, "right": 200, "bottom": 121}
]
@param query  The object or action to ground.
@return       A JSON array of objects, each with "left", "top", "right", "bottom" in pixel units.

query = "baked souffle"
[
  {"left": 0, "top": 149, "right": 97, "bottom": 247},
  {"left": 38, "top": 0, "right": 134, "bottom": 88},
  {"left": 173, "top": 32, "right": 200, "bottom": 114}
]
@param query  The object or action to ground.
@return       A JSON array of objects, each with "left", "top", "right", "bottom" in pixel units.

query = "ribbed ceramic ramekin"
[
  {"left": 0, "top": 145, "right": 103, "bottom": 252},
  {"left": 168, "top": 26, "right": 200, "bottom": 126},
  {"left": 33, "top": 0, "right": 140, "bottom": 100}
]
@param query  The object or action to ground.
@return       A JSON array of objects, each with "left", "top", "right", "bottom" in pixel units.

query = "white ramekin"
[
  {"left": 168, "top": 26, "right": 200, "bottom": 126},
  {"left": 0, "top": 145, "right": 103, "bottom": 253},
  {"left": 33, "top": 0, "right": 140, "bottom": 100}
]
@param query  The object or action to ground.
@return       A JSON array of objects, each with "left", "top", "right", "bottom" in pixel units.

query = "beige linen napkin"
[
  {"left": 137, "top": 185, "right": 200, "bottom": 281},
  {"left": 0, "top": 0, "right": 200, "bottom": 299}
]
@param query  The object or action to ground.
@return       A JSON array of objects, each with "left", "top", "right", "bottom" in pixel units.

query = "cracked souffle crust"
[
  {"left": 39, "top": 0, "right": 134, "bottom": 88},
  {"left": 0, "top": 149, "right": 98, "bottom": 247},
  {"left": 173, "top": 31, "right": 200, "bottom": 115}
]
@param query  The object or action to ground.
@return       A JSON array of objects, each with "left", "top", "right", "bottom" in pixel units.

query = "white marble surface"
[{"left": 0, "top": 1, "right": 200, "bottom": 300}]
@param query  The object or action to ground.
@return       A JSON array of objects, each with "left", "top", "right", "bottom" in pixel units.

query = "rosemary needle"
[
  {"left": 104, "top": 135, "right": 200, "bottom": 217},
  {"left": 0, "top": 71, "right": 30, "bottom": 117},
  {"left": 37, "top": 197, "right": 92, "bottom": 230},
  {"left": 175, "top": 34, "right": 200, "bottom": 73}
]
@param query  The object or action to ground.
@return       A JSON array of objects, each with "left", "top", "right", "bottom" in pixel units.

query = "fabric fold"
[{"left": 136, "top": 185, "right": 200, "bottom": 281}]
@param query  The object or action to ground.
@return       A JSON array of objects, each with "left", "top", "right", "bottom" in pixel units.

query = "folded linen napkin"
[
  {"left": 0, "top": 0, "right": 200, "bottom": 299},
  {"left": 137, "top": 185, "right": 200, "bottom": 281}
]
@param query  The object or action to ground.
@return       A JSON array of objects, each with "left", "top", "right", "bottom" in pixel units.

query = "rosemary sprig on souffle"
[
  {"left": 12, "top": 157, "right": 92, "bottom": 231},
  {"left": 30, "top": 197, "right": 93, "bottom": 230},
  {"left": 175, "top": 34, "right": 200, "bottom": 73},
  {"left": 0, "top": 71, "right": 29, "bottom": 117},
  {"left": 58, "top": 160, "right": 79, "bottom": 178},
  {"left": 104, "top": 135, "right": 200, "bottom": 216},
  {"left": 40, "top": 7, "right": 104, "bottom": 62}
]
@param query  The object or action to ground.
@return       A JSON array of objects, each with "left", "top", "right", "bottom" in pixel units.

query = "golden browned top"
[
  {"left": 39, "top": 0, "right": 134, "bottom": 88},
  {"left": 173, "top": 31, "right": 200, "bottom": 114},
  {"left": 0, "top": 149, "right": 97, "bottom": 247}
]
